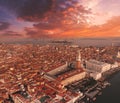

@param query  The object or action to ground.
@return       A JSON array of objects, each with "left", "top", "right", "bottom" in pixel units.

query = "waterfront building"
[
  {"left": 111, "top": 62, "right": 119, "bottom": 68},
  {"left": 90, "top": 72, "right": 102, "bottom": 80},
  {"left": 117, "top": 51, "right": 120, "bottom": 58},
  {"left": 86, "top": 59, "right": 111, "bottom": 73}
]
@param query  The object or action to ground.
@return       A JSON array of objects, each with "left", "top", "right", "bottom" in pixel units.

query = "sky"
[{"left": 0, "top": 0, "right": 120, "bottom": 40}]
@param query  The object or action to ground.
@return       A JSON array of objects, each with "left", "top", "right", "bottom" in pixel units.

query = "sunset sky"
[{"left": 0, "top": 0, "right": 120, "bottom": 40}]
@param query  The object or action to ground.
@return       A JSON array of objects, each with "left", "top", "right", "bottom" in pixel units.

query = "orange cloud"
[{"left": 56, "top": 16, "right": 120, "bottom": 38}]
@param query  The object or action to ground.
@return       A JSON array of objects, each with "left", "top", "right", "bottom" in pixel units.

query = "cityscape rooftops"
[{"left": 0, "top": 44, "right": 119, "bottom": 102}]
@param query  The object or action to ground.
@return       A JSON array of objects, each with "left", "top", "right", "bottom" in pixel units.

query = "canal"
[{"left": 94, "top": 71, "right": 120, "bottom": 103}]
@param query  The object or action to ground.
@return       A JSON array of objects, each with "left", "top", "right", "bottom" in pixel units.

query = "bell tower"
[{"left": 76, "top": 50, "right": 81, "bottom": 69}]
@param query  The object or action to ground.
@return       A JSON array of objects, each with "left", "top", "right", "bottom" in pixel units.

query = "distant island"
[{"left": 50, "top": 40, "right": 72, "bottom": 44}]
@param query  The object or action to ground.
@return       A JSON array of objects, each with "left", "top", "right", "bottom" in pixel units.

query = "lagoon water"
[{"left": 94, "top": 71, "right": 120, "bottom": 103}]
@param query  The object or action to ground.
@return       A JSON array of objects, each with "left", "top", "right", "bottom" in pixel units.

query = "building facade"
[{"left": 86, "top": 59, "right": 111, "bottom": 73}]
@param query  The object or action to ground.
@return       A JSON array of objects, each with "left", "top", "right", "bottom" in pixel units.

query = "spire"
[
  {"left": 76, "top": 50, "right": 81, "bottom": 61},
  {"left": 76, "top": 50, "right": 82, "bottom": 69}
]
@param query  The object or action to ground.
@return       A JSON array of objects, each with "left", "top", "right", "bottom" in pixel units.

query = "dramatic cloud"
[
  {"left": 18, "top": 0, "right": 53, "bottom": 21},
  {"left": 24, "top": 27, "right": 51, "bottom": 38},
  {"left": 0, "top": 0, "right": 120, "bottom": 39},
  {"left": 61, "top": 16, "right": 120, "bottom": 38},
  {"left": 3, "top": 31, "right": 22, "bottom": 37},
  {"left": 0, "top": 0, "right": 54, "bottom": 21},
  {"left": 0, "top": 0, "right": 90, "bottom": 23},
  {"left": 0, "top": 21, "right": 10, "bottom": 30},
  {"left": 22, "top": 0, "right": 91, "bottom": 38}
]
